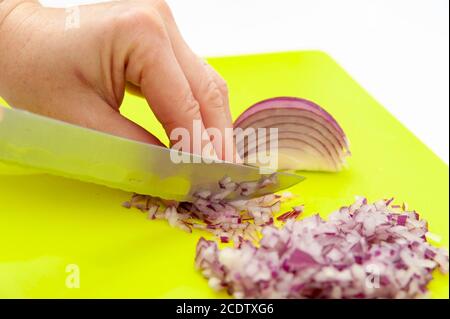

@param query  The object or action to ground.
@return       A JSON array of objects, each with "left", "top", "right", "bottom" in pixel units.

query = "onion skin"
[
  {"left": 234, "top": 97, "right": 350, "bottom": 172},
  {"left": 235, "top": 97, "right": 346, "bottom": 139}
]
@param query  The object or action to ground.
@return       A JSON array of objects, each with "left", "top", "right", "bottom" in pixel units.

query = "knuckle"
[
  {"left": 164, "top": 92, "right": 201, "bottom": 131},
  {"left": 115, "top": 6, "right": 166, "bottom": 41},
  {"left": 153, "top": 0, "right": 174, "bottom": 20},
  {"left": 215, "top": 77, "right": 229, "bottom": 97},
  {"left": 202, "top": 77, "right": 224, "bottom": 109},
  {"left": 203, "top": 61, "right": 229, "bottom": 100},
  {"left": 180, "top": 92, "right": 202, "bottom": 118}
]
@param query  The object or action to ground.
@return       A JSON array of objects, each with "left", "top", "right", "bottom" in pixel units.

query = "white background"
[{"left": 41, "top": 0, "right": 450, "bottom": 163}]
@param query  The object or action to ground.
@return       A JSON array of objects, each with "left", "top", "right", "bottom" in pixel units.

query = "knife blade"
[{"left": 0, "top": 106, "right": 304, "bottom": 201}]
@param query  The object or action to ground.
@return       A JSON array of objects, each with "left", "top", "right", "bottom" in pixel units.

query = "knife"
[{"left": 0, "top": 106, "right": 304, "bottom": 201}]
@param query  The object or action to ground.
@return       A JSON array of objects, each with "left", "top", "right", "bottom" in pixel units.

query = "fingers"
[
  {"left": 154, "top": 1, "right": 236, "bottom": 161},
  {"left": 203, "top": 61, "right": 242, "bottom": 163},
  {"left": 203, "top": 61, "right": 233, "bottom": 125},
  {"left": 122, "top": 10, "right": 216, "bottom": 158}
]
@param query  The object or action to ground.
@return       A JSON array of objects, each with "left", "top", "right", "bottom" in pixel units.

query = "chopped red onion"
[
  {"left": 276, "top": 205, "right": 304, "bottom": 222},
  {"left": 122, "top": 174, "right": 286, "bottom": 241},
  {"left": 122, "top": 178, "right": 447, "bottom": 298},
  {"left": 195, "top": 198, "right": 449, "bottom": 298}
]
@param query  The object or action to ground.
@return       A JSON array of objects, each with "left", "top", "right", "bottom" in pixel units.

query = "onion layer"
[{"left": 234, "top": 97, "right": 350, "bottom": 172}]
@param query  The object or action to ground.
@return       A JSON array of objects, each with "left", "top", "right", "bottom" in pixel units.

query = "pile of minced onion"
[{"left": 195, "top": 197, "right": 449, "bottom": 298}]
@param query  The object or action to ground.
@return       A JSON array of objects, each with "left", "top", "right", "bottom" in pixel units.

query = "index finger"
[
  {"left": 124, "top": 16, "right": 216, "bottom": 159},
  {"left": 155, "top": 3, "right": 236, "bottom": 161}
]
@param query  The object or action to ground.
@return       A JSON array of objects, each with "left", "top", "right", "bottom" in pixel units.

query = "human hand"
[{"left": 0, "top": 0, "right": 235, "bottom": 160}]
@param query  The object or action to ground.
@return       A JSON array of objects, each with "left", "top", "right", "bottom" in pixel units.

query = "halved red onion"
[
  {"left": 195, "top": 198, "right": 449, "bottom": 299},
  {"left": 234, "top": 97, "right": 350, "bottom": 172}
]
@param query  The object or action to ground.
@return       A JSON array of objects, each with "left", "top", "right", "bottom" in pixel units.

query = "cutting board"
[{"left": 0, "top": 51, "right": 448, "bottom": 298}]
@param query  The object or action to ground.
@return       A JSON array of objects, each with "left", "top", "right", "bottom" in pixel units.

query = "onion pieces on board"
[
  {"left": 122, "top": 174, "right": 291, "bottom": 242},
  {"left": 195, "top": 197, "right": 449, "bottom": 298}
]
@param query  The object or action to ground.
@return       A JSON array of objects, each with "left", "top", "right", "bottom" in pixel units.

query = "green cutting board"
[{"left": 0, "top": 51, "right": 448, "bottom": 298}]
